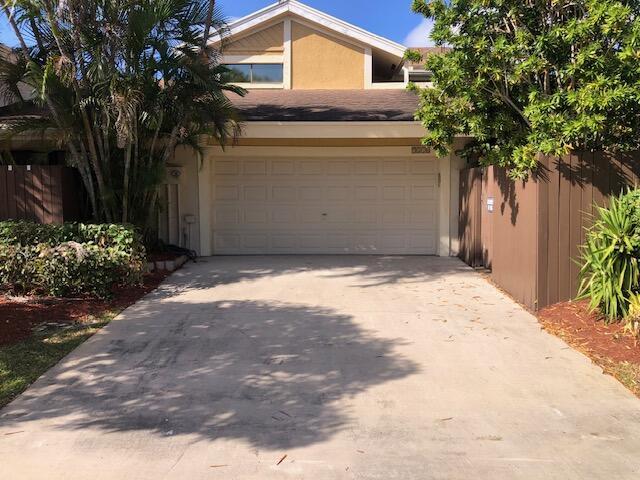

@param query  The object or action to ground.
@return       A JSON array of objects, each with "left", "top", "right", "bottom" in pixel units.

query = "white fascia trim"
[
  {"left": 283, "top": 19, "right": 292, "bottom": 89},
  {"left": 240, "top": 121, "right": 426, "bottom": 139},
  {"left": 364, "top": 47, "right": 373, "bottom": 89},
  {"left": 217, "top": 0, "right": 406, "bottom": 58}
]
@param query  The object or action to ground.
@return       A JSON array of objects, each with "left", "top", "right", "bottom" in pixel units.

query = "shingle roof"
[
  {"left": 405, "top": 46, "right": 451, "bottom": 69},
  {"left": 228, "top": 89, "right": 420, "bottom": 122}
]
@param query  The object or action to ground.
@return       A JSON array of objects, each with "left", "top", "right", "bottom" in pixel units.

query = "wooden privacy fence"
[
  {"left": 459, "top": 152, "right": 640, "bottom": 311},
  {"left": 0, "top": 165, "right": 84, "bottom": 224}
]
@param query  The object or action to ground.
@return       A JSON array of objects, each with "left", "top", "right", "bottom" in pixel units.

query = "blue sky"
[{"left": 0, "top": 0, "right": 433, "bottom": 47}]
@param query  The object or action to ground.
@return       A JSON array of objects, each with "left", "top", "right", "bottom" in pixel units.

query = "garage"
[{"left": 210, "top": 148, "right": 439, "bottom": 255}]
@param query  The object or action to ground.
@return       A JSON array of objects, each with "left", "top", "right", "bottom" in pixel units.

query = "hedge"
[{"left": 0, "top": 221, "right": 146, "bottom": 298}]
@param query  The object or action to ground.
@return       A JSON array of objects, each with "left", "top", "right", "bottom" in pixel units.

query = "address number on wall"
[{"left": 411, "top": 146, "right": 431, "bottom": 154}]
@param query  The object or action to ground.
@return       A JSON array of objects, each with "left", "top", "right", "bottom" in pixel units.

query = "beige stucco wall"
[
  {"left": 291, "top": 21, "right": 364, "bottom": 89},
  {"left": 167, "top": 146, "right": 201, "bottom": 253},
  {"left": 225, "top": 22, "right": 284, "bottom": 55}
]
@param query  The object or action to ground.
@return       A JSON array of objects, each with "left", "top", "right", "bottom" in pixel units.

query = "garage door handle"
[{"left": 322, "top": 213, "right": 328, "bottom": 216}]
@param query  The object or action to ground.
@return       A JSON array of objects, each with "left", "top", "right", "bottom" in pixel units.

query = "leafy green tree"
[
  {"left": 0, "top": 0, "right": 243, "bottom": 230},
  {"left": 409, "top": 0, "right": 640, "bottom": 176}
]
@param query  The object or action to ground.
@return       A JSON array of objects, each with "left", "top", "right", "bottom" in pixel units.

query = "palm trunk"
[
  {"left": 202, "top": 0, "right": 216, "bottom": 49},
  {"left": 43, "top": 5, "right": 114, "bottom": 222},
  {"left": 122, "top": 141, "right": 132, "bottom": 223},
  {"left": 2, "top": 4, "right": 30, "bottom": 58}
]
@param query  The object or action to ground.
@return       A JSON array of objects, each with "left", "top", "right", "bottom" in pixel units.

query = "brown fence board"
[
  {"left": 458, "top": 168, "right": 483, "bottom": 267},
  {"left": 0, "top": 169, "right": 7, "bottom": 220},
  {"left": 547, "top": 156, "right": 560, "bottom": 305},
  {"left": 568, "top": 153, "right": 583, "bottom": 297},
  {"left": 0, "top": 166, "right": 83, "bottom": 224},
  {"left": 40, "top": 166, "right": 54, "bottom": 224},
  {"left": 459, "top": 151, "right": 640, "bottom": 311},
  {"left": 557, "top": 155, "right": 572, "bottom": 302},
  {"left": 536, "top": 157, "right": 550, "bottom": 310}
]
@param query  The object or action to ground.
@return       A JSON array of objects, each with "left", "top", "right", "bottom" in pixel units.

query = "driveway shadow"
[
  {"left": 168, "top": 255, "right": 470, "bottom": 292},
  {"left": 1, "top": 298, "right": 420, "bottom": 450}
]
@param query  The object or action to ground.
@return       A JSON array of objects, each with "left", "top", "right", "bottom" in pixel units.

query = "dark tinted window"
[
  {"left": 222, "top": 64, "right": 283, "bottom": 84},
  {"left": 251, "top": 64, "right": 283, "bottom": 83},
  {"left": 223, "top": 64, "right": 251, "bottom": 82},
  {"left": 409, "top": 71, "right": 433, "bottom": 82}
]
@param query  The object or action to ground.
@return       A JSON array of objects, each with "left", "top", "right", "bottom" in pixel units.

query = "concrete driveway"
[{"left": 2, "top": 256, "right": 640, "bottom": 479}]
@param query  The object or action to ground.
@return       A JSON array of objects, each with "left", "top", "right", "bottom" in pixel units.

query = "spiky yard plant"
[
  {"left": 578, "top": 191, "right": 640, "bottom": 322},
  {"left": 0, "top": 0, "right": 244, "bottom": 232}
]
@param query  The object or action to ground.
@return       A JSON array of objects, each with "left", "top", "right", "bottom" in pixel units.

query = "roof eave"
[{"left": 212, "top": 0, "right": 406, "bottom": 59}]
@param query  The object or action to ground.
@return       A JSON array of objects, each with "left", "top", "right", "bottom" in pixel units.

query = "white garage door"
[{"left": 211, "top": 154, "right": 439, "bottom": 254}]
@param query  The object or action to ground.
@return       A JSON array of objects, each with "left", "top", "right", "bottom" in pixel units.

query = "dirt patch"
[
  {"left": 538, "top": 300, "right": 640, "bottom": 395},
  {"left": 0, "top": 271, "right": 168, "bottom": 346}
]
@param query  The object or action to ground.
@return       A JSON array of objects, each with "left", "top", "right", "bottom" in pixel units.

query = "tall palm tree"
[{"left": 0, "top": 0, "right": 244, "bottom": 231}]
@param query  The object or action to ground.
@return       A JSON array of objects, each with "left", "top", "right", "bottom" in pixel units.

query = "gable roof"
[
  {"left": 405, "top": 46, "right": 451, "bottom": 69},
  {"left": 220, "top": 0, "right": 406, "bottom": 58},
  {"left": 227, "top": 89, "right": 419, "bottom": 122}
]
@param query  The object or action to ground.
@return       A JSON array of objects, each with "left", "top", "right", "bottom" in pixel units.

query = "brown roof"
[
  {"left": 406, "top": 46, "right": 451, "bottom": 69},
  {"left": 228, "top": 89, "right": 420, "bottom": 122}
]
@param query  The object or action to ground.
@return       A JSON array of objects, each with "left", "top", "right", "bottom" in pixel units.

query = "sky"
[{"left": 0, "top": 0, "right": 434, "bottom": 47}]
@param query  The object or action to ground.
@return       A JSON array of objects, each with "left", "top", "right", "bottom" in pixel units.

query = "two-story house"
[{"left": 160, "top": 1, "right": 469, "bottom": 256}]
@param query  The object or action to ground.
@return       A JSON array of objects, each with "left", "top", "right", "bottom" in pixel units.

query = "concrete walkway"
[{"left": 2, "top": 256, "right": 640, "bottom": 479}]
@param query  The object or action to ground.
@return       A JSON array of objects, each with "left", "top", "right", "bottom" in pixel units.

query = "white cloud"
[{"left": 403, "top": 18, "right": 435, "bottom": 47}]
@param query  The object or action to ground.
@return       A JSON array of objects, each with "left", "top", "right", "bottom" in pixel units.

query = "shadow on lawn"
[
  {"left": 0, "top": 257, "right": 467, "bottom": 450},
  {"left": 0, "top": 299, "right": 419, "bottom": 449}
]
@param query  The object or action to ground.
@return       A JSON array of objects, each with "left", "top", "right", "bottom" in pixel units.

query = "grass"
[
  {"left": 600, "top": 359, "right": 640, "bottom": 397},
  {"left": 0, "top": 312, "right": 116, "bottom": 409}
]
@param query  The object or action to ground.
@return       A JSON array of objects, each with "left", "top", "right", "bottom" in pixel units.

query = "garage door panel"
[
  {"left": 411, "top": 160, "right": 437, "bottom": 174},
  {"left": 243, "top": 185, "right": 268, "bottom": 201},
  {"left": 411, "top": 184, "right": 436, "bottom": 201},
  {"left": 272, "top": 207, "right": 298, "bottom": 223},
  {"left": 215, "top": 161, "right": 240, "bottom": 175},
  {"left": 215, "top": 185, "right": 240, "bottom": 201},
  {"left": 244, "top": 209, "right": 269, "bottom": 224},
  {"left": 381, "top": 209, "right": 406, "bottom": 226},
  {"left": 355, "top": 161, "right": 379, "bottom": 175},
  {"left": 353, "top": 208, "right": 377, "bottom": 225},
  {"left": 272, "top": 186, "right": 297, "bottom": 201},
  {"left": 211, "top": 154, "right": 438, "bottom": 255},
  {"left": 214, "top": 207, "right": 240, "bottom": 225},
  {"left": 409, "top": 207, "right": 437, "bottom": 226},
  {"left": 382, "top": 160, "right": 407, "bottom": 175},
  {"left": 272, "top": 160, "right": 296, "bottom": 175},
  {"left": 299, "top": 186, "right": 323, "bottom": 201},
  {"left": 300, "top": 160, "right": 324, "bottom": 175},
  {"left": 355, "top": 186, "right": 377, "bottom": 200},
  {"left": 326, "top": 186, "right": 350, "bottom": 201},
  {"left": 382, "top": 186, "right": 406, "bottom": 200},
  {"left": 327, "top": 160, "right": 351, "bottom": 175}
]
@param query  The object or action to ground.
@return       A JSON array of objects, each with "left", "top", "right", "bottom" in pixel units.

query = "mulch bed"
[
  {"left": 148, "top": 252, "right": 181, "bottom": 262},
  {"left": 538, "top": 300, "right": 640, "bottom": 364},
  {"left": 0, "top": 271, "right": 168, "bottom": 347}
]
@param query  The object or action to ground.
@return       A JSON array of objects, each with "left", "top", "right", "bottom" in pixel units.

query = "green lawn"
[{"left": 0, "top": 314, "right": 114, "bottom": 409}]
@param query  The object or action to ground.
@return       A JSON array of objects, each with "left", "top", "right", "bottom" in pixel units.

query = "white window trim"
[
  {"left": 222, "top": 54, "right": 284, "bottom": 64},
  {"left": 232, "top": 82, "right": 284, "bottom": 89}
]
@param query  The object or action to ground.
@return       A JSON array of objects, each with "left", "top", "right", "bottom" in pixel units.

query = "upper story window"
[
  {"left": 223, "top": 64, "right": 284, "bottom": 84},
  {"left": 408, "top": 71, "right": 433, "bottom": 83}
]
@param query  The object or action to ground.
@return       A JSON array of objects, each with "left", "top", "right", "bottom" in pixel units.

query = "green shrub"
[
  {"left": 578, "top": 190, "right": 640, "bottom": 322},
  {"left": 0, "top": 221, "right": 145, "bottom": 298}
]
